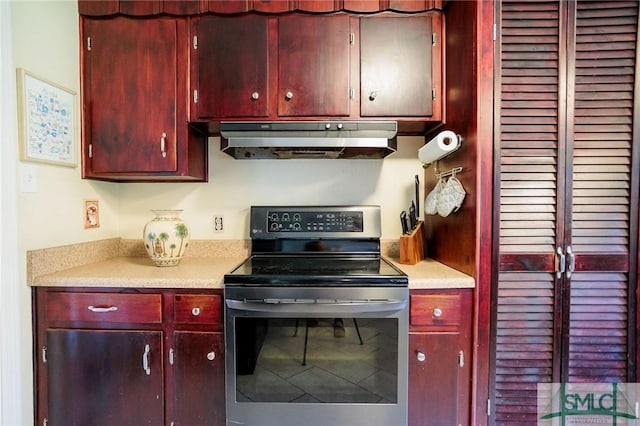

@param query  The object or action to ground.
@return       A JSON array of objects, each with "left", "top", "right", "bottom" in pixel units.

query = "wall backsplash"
[{"left": 117, "top": 136, "right": 425, "bottom": 240}]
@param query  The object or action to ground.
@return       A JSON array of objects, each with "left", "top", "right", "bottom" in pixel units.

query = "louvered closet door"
[
  {"left": 565, "top": 0, "right": 638, "bottom": 384},
  {"left": 492, "top": 1, "right": 639, "bottom": 425}
]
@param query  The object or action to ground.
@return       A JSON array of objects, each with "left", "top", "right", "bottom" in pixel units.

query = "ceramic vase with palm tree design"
[{"left": 143, "top": 209, "right": 190, "bottom": 266}]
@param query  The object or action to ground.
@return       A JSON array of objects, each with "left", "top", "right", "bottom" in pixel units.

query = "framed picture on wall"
[{"left": 16, "top": 68, "right": 77, "bottom": 167}]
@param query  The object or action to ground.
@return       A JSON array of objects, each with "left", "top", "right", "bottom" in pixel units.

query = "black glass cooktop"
[{"left": 224, "top": 255, "right": 408, "bottom": 287}]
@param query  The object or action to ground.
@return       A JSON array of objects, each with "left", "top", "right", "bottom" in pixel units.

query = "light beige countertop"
[
  {"left": 28, "top": 238, "right": 475, "bottom": 290},
  {"left": 389, "top": 258, "right": 475, "bottom": 289}
]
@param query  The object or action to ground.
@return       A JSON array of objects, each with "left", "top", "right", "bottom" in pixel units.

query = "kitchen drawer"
[
  {"left": 174, "top": 294, "right": 222, "bottom": 325},
  {"left": 410, "top": 293, "right": 461, "bottom": 331},
  {"left": 46, "top": 292, "right": 162, "bottom": 324}
]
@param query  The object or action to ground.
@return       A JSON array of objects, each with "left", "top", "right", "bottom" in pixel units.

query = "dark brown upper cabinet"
[
  {"left": 190, "top": 14, "right": 351, "bottom": 121},
  {"left": 276, "top": 15, "right": 351, "bottom": 117},
  {"left": 190, "top": 14, "right": 270, "bottom": 119},
  {"left": 190, "top": 11, "right": 442, "bottom": 132},
  {"left": 81, "top": 16, "right": 207, "bottom": 182},
  {"left": 360, "top": 15, "right": 436, "bottom": 118}
]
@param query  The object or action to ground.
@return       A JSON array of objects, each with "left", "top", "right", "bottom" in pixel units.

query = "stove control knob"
[
  {"left": 192, "top": 307, "right": 201, "bottom": 316},
  {"left": 433, "top": 308, "right": 442, "bottom": 318},
  {"left": 416, "top": 351, "right": 426, "bottom": 362}
]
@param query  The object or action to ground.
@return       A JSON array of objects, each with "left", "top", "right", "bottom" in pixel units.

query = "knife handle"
[{"left": 400, "top": 211, "right": 409, "bottom": 234}]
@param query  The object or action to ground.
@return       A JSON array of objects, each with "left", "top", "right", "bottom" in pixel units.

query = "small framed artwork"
[
  {"left": 83, "top": 200, "right": 100, "bottom": 229},
  {"left": 16, "top": 68, "right": 77, "bottom": 167}
]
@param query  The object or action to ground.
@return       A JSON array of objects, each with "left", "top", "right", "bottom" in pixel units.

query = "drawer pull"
[
  {"left": 192, "top": 307, "right": 201, "bottom": 316},
  {"left": 207, "top": 351, "right": 216, "bottom": 361},
  {"left": 88, "top": 305, "right": 118, "bottom": 313},
  {"left": 416, "top": 351, "right": 426, "bottom": 362},
  {"left": 433, "top": 308, "right": 442, "bottom": 317},
  {"left": 142, "top": 344, "right": 151, "bottom": 375}
]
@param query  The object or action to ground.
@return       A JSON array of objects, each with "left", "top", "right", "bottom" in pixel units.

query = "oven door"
[{"left": 224, "top": 286, "right": 409, "bottom": 426}]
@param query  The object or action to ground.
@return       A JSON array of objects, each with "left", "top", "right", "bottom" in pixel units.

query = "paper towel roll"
[{"left": 418, "top": 130, "right": 461, "bottom": 164}]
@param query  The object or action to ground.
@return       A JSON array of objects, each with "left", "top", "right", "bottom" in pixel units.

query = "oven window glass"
[{"left": 234, "top": 317, "right": 399, "bottom": 404}]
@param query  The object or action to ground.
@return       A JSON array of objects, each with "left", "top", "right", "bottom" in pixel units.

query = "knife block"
[{"left": 399, "top": 221, "right": 425, "bottom": 265}]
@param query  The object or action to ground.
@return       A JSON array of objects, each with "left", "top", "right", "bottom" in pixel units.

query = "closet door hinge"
[
  {"left": 193, "top": 90, "right": 198, "bottom": 104},
  {"left": 349, "top": 33, "right": 355, "bottom": 45},
  {"left": 88, "top": 144, "right": 93, "bottom": 158},
  {"left": 87, "top": 36, "right": 92, "bottom": 51},
  {"left": 487, "top": 399, "right": 491, "bottom": 416},
  {"left": 193, "top": 35, "right": 198, "bottom": 50},
  {"left": 432, "top": 33, "right": 437, "bottom": 46}
]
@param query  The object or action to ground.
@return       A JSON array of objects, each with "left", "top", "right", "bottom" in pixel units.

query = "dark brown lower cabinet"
[
  {"left": 33, "top": 288, "right": 225, "bottom": 426},
  {"left": 47, "top": 329, "right": 164, "bottom": 426},
  {"left": 408, "top": 289, "right": 473, "bottom": 426},
  {"left": 173, "top": 331, "right": 225, "bottom": 425}
]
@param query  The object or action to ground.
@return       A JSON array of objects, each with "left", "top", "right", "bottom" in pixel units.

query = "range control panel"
[
  {"left": 250, "top": 206, "right": 381, "bottom": 239},
  {"left": 267, "top": 211, "right": 363, "bottom": 233}
]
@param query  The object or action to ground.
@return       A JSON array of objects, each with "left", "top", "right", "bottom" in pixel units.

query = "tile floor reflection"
[{"left": 236, "top": 318, "right": 398, "bottom": 404}]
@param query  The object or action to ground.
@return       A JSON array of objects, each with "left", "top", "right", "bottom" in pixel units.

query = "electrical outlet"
[{"left": 213, "top": 215, "right": 224, "bottom": 233}]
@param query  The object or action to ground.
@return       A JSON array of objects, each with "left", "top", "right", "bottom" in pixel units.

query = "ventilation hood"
[{"left": 220, "top": 121, "right": 398, "bottom": 159}]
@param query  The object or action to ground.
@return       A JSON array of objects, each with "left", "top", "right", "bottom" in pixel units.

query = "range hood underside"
[{"left": 219, "top": 121, "right": 399, "bottom": 159}]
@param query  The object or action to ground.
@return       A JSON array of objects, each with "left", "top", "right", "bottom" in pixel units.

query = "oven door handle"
[{"left": 226, "top": 299, "right": 407, "bottom": 315}]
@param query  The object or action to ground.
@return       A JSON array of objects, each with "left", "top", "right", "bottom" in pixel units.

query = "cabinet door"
[
  {"left": 192, "top": 15, "right": 269, "bottom": 119},
  {"left": 360, "top": 15, "right": 433, "bottom": 117},
  {"left": 408, "top": 332, "right": 463, "bottom": 426},
  {"left": 278, "top": 15, "right": 351, "bottom": 117},
  {"left": 83, "top": 17, "right": 179, "bottom": 173},
  {"left": 173, "top": 331, "right": 225, "bottom": 425},
  {"left": 46, "top": 329, "right": 163, "bottom": 425}
]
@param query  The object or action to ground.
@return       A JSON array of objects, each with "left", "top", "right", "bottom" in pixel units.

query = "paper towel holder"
[{"left": 419, "top": 132, "right": 463, "bottom": 168}]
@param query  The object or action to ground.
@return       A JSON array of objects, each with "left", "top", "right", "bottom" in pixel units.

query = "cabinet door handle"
[
  {"left": 192, "top": 307, "right": 201, "bottom": 316},
  {"left": 368, "top": 91, "right": 377, "bottom": 101},
  {"left": 416, "top": 351, "right": 426, "bottom": 362},
  {"left": 142, "top": 344, "right": 151, "bottom": 375},
  {"left": 555, "top": 246, "right": 565, "bottom": 279},
  {"left": 87, "top": 305, "right": 118, "bottom": 313},
  {"left": 285, "top": 91, "right": 294, "bottom": 100},
  {"left": 251, "top": 91, "right": 260, "bottom": 100},
  {"left": 433, "top": 308, "right": 442, "bottom": 318},
  {"left": 567, "top": 245, "right": 575, "bottom": 279},
  {"left": 160, "top": 132, "right": 167, "bottom": 158},
  {"left": 207, "top": 351, "right": 216, "bottom": 361}
]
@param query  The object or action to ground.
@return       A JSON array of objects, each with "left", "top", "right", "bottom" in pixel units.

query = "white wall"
[
  {"left": 4, "top": 1, "right": 425, "bottom": 424},
  {"left": 119, "top": 136, "right": 425, "bottom": 240}
]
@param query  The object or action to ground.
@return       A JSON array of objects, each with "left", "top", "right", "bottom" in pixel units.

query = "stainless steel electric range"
[{"left": 224, "top": 205, "right": 409, "bottom": 426}]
